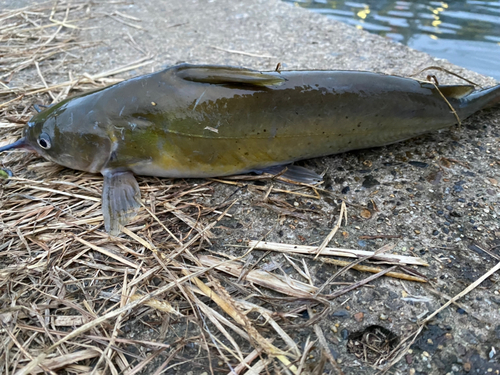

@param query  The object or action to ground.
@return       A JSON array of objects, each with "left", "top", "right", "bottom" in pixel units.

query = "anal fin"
[
  {"left": 254, "top": 165, "right": 323, "bottom": 184},
  {"left": 102, "top": 170, "right": 141, "bottom": 235}
]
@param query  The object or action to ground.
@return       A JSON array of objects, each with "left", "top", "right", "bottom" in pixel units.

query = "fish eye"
[{"left": 37, "top": 133, "right": 51, "bottom": 150}]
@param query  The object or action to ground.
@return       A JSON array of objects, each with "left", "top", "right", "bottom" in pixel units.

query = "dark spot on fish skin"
[
  {"left": 357, "top": 123, "right": 361, "bottom": 127},
  {"left": 263, "top": 129, "right": 267, "bottom": 132},
  {"left": 345, "top": 116, "right": 349, "bottom": 119},
  {"left": 244, "top": 152, "right": 249, "bottom": 156},
  {"left": 295, "top": 112, "right": 299, "bottom": 115}
]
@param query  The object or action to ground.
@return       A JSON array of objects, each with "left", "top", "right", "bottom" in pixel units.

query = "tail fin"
[
  {"left": 466, "top": 84, "right": 500, "bottom": 110},
  {"left": 448, "top": 84, "right": 500, "bottom": 120}
]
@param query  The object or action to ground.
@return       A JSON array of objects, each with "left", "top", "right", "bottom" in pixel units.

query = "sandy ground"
[{"left": 1, "top": 0, "right": 500, "bottom": 374}]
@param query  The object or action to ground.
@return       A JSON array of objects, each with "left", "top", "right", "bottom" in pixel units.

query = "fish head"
[{"left": 25, "top": 99, "right": 113, "bottom": 173}]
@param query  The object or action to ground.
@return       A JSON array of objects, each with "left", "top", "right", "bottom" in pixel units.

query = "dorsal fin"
[
  {"left": 437, "top": 84, "right": 475, "bottom": 99},
  {"left": 174, "top": 64, "right": 286, "bottom": 87}
]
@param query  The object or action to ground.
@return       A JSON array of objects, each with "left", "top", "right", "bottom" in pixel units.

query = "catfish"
[{"left": 1, "top": 64, "right": 499, "bottom": 234}]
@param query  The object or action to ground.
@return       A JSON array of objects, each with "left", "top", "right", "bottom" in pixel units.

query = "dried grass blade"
[
  {"left": 191, "top": 295, "right": 245, "bottom": 361},
  {"left": 164, "top": 202, "right": 214, "bottom": 240},
  {"left": 310, "top": 308, "right": 345, "bottom": 375},
  {"left": 129, "top": 293, "right": 181, "bottom": 316},
  {"left": 249, "top": 240, "right": 428, "bottom": 266},
  {"left": 318, "top": 257, "right": 427, "bottom": 283},
  {"left": 328, "top": 266, "right": 397, "bottom": 299},
  {"left": 19, "top": 349, "right": 100, "bottom": 375},
  {"left": 72, "top": 236, "right": 140, "bottom": 270},
  {"left": 18, "top": 184, "right": 100, "bottom": 202},
  {"left": 314, "top": 201, "right": 346, "bottom": 259},
  {"left": 422, "top": 259, "right": 500, "bottom": 324},
  {"left": 244, "top": 358, "right": 273, "bottom": 375},
  {"left": 180, "top": 268, "right": 299, "bottom": 373},
  {"left": 199, "top": 255, "right": 317, "bottom": 298},
  {"left": 235, "top": 299, "right": 300, "bottom": 357},
  {"left": 230, "top": 347, "right": 263, "bottom": 375}
]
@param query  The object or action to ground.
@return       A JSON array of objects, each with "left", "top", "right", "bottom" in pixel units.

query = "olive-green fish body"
[
  {"left": 2, "top": 64, "right": 499, "bottom": 234},
  {"left": 78, "top": 66, "right": 495, "bottom": 179}
]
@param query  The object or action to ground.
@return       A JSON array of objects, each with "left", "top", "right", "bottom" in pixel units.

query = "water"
[{"left": 284, "top": 0, "right": 500, "bottom": 80}]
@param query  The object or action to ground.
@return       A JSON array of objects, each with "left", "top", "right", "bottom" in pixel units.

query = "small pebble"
[
  {"left": 354, "top": 312, "right": 364, "bottom": 322},
  {"left": 341, "top": 329, "right": 349, "bottom": 340},
  {"left": 489, "top": 347, "right": 496, "bottom": 359},
  {"left": 463, "top": 362, "right": 472, "bottom": 372},
  {"left": 362, "top": 175, "right": 379, "bottom": 188},
  {"left": 332, "top": 309, "right": 349, "bottom": 318},
  {"left": 409, "top": 161, "right": 428, "bottom": 168},
  {"left": 380, "top": 313, "right": 388, "bottom": 320},
  {"left": 360, "top": 209, "right": 372, "bottom": 219}
]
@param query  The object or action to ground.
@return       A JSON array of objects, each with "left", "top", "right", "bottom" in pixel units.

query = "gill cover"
[{"left": 24, "top": 96, "right": 113, "bottom": 173}]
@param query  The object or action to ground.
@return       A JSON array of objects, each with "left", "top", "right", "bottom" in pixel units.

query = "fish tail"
[
  {"left": 484, "top": 85, "right": 500, "bottom": 108},
  {"left": 468, "top": 84, "right": 500, "bottom": 110}
]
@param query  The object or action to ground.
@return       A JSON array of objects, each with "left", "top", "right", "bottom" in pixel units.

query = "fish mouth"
[{"left": 0, "top": 137, "right": 34, "bottom": 153}]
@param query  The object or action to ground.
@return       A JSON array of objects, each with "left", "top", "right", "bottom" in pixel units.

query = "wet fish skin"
[{"left": 3, "top": 64, "right": 500, "bottom": 234}]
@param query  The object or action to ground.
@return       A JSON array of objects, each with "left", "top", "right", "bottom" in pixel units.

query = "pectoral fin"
[
  {"left": 102, "top": 170, "right": 141, "bottom": 235},
  {"left": 175, "top": 64, "right": 285, "bottom": 87}
]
